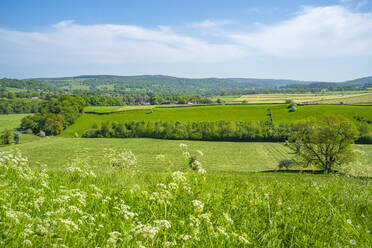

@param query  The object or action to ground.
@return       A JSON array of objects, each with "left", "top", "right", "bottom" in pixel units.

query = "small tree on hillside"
[
  {"left": 1, "top": 130, "right": 11, "bottom": 145},
  {"left": 13, "top": 131, "right": 21, "bottom": 144},
  {"left": 286, "top": 114, "right": 358, "bottom": 173}
]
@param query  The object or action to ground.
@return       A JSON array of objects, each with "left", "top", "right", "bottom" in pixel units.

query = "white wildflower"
[
  {"left": 239, "top": 235, "right": 250, "bottom": 244},
  {"left": 172, "top": 171, "right": 186, "bottom": 182},
  {"left": 192, "top": 200, "right": 204, "bottom": 212},
  {"left": 154, "top": 220, "right": 171, "bottom": 230},
  {"left": 197, "top": 150, "right": 204, "bottom": 156},
  {"left": 224, "top": 212, "right": 234, "bottom": 225},
  {"left": 22, "top": 240, "right": 32, "bottom": 246},
  {"left": 179, "top": 143, "right": 188, "bottom": 149}
]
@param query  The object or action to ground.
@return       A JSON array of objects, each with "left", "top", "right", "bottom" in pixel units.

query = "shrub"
[
  {"left": 25, "top": 128, "right": 33, "bottom": 134},
  {"left": 289, "top": 105, "right": 297, "bottom": 112},
  {"left": 82, "top": 129, "right": 99, "bottom": 138},
  {"left": 1, "top": 130, "right": 11, "bottom": 145},
  {"left": 74, "top": 132, "right": 79, "bottom": 138},
  {"left": 278, "top": 159, "right": 293, "bottom": 170},
  {"left": 13, "top": 131, "right": 21, "bottom": 144}
]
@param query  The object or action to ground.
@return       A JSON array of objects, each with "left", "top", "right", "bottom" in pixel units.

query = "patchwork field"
[
  {"left": 233, "top": 92, "right": 372, "bottom": 104},
  {"left": 317, "top": 93, "right": 372, "bottom": 105},
  {"left": 0, "top": 113, "right": 30, "bottom": 132},
  {"left": 63, "top": 104, "right": 372, "bottom": 136}
]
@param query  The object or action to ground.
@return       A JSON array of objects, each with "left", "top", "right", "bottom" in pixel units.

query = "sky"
[{"left": 0, "top": 0, "right": 371, "bottom": 81}]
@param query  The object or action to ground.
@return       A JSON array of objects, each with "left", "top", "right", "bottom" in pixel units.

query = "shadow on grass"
[{"left": 259, "top": 169, "right": 371, "bottom": 180}]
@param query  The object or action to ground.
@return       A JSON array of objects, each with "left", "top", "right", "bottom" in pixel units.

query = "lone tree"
[{"left": 286, "top": 114, "right": 358, "bottom": 173}]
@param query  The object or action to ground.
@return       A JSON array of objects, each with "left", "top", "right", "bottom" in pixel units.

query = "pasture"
[
  {"left": 2, "top": 137, "right": 371, "bottom": 175},
  {"left": 233, "top": 92, "right": 372, "bottom": 104},
  {"left": 0, "top": 114, "right": 29, "bottom": 132},
  {"left": 63, "top": 104, "right": 372, "bottom": 136},
  {"left": 0, "top": 137, "right": 292, "bottom": 172},
  {"left": 1, "top": 138, "right": 371, "bottom": 247}
]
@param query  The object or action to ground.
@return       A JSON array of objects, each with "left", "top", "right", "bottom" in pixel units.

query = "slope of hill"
[{"left": 30, "top": 75, "right": 372, "bottom": 95}]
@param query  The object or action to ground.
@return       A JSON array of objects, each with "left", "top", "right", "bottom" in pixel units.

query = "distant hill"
[
  {"left": 0, "top": 78, "right": 55, "bottom": 91},
  {"left": 30, "top": 75, "right": 372, "bottom": 95}
]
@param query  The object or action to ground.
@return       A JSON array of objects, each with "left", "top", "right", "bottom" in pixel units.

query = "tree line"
[
  {"left": 81, "top": 119, "right": 372, "bottom": 144},
  {"left": 0, "top": 99, "right": 43, "bottom": 114}
]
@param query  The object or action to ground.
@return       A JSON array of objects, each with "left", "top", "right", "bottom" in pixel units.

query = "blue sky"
[{"left": 0, "top": 0, "right": 371, "bottom": 81}]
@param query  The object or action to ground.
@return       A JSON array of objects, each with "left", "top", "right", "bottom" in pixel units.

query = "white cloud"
[
  {"left": 0, "top": 21, "right": 242, "bottom": 65},
  {"left": 189, "top": 19, "right": 233, "bottom": 28},
  {"left": 228, "top": 5, "right": 372, "bottom": 58}
]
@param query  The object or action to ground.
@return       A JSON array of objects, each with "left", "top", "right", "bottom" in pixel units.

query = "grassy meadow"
[
  {"left": 0, "top": 114, "right": 30, "bottom": 132},
  {"left": 0, "top": 137, "right": 292, "bottom": 172},
  {"left": 0, "top": 141, "right": 371, "bottom": 247},
  {"left": 63, "top": 104, "right": 372, "bottom": 136},
  {"left": 1, "top": 137, "right": 372, "bottom": 175}
]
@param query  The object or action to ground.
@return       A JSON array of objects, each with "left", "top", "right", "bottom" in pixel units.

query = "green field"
[
  {"left": 1, "top": 137, "right": 371, "bottom": 175},
  {"left": 0, "top": 137, "right": 291, "bottom": 172},
  {"left": 83, "top": 104, "right": 203, "bottom": 113},
  {"left": 1, "top": 138, "right": 371, "bottom": 247},
  {"left": 5, "top": 87, "right": 27, "bottom": 92},
  {"left": 0, "top": 114, "right": 30, "bottom": 132},
  {"left": 64, "top": 104, "right": 372, "bottom": 136},
  {"left": 84, "top": 105, "right": 153, "bottom": 113}
]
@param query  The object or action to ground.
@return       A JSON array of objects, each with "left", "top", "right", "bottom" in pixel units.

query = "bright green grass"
[
  {"left": 0, "top": 137, "right": 292, "bottom": 172},
  {"left": 0, "top": 114, "right": 30, "bottom": 132},
  {"left": 5, "top": 87, "right": 27, "bottom": 92},
  {"left": 0, "top": 144, "right": 371, "bottom": 247},
  {"left": 61, "top": 84, "right": 90, "bottom": 90},
  {"left": 96, "top": 84, "right": 115, "bottom": 91},
  {"left": 2, "top": 137, "right": 371, "bottom": 174},
  {"left": 83, "top": 105, "right": 205, "bottom": 113},
  {"left": 84, "top": 106, "right": 124, "bottom": 113},
  {"left": 63, "top": 104, "right": 372, "bottom": 136}
]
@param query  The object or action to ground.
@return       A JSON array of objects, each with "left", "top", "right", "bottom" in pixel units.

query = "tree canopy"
[{"left": 286, "top": 114, "right": 359, "bottom": 173}]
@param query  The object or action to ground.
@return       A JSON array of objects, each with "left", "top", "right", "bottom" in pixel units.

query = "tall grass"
[{"left": 0, "top": 147, "right": 370, "bottom": 247}]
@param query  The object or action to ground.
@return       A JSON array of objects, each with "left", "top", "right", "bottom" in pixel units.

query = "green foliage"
[
  {"left": 286, "top": 114, "right": 359, "bottom": 173},
  {"left": 20, "top": 95, "right": 85, "bottom": 136},
  {"left": 0, "top": 78, "right": 54, "bottom": 91},
  {"left": 1, "top": 130, "right": 12, "bottom": 145},
  {"left": 82, "top": 120, "right": 292, "bottom": 142},
  {"left": 0, "top": 99, "right": 42, "bottom": 114},
  {"left": 278, "top": 159, "right": 293, "bottom": 170},
  {"left": 13, "top": 131, "right": 21, "bottom": 144}
]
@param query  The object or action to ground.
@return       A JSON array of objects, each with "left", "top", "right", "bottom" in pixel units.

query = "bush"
[
  {"left": 278, "top": 159, "right": 293, "bottom": 170},
  {"left": 13, "top": 131, "right": 21, "bottom": 144},
  {"left": 289, "top": 105, "right": 297, "bottom": 112},
  {"left": 25, "top": 128, "right": 33, "bottom": 134},
  {"left": 74, "top": 132, "right": 79, "bottom": 138},
  {"left": 1, "top": 130, "right": 12, "bottom": 145},
  {"left": 82, "top": 129, "right": 99, "bottom": 138}
]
